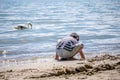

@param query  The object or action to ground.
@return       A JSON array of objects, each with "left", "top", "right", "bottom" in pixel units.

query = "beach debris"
[
  {"left": 116, "top": 66, "right": 120, "bottom": 73},
  {"left": 114, "top": 61, "right": 120, "bottom": 66},
  {"left": 7, "top": 70, "right": 13, "bottom": 72},
  {"left": 2, "top": 50, "right": 8, "bottom": 58},
  {"left": 20, "top": 68, "right": 39, "bottom": 72},
  {"left": 2, "top": 50, "right": 8, "bottom": 54},
  {"left": 84, "top": 64, "right": 93, "bottom": 69},
  {"left": 114, "top": 61, "right": 120, "bottom": 73},
  {"left": 92, "top": 63, "right": 115, "bottom": 72},
  {"left": 88, "top": 54, "right": 120, "bottom": 62},
  {"left": 65, "top": 67, "right": 76, "bottom": 74},
  {"left": 78, "top": 75, "right": 87, "bottom": 79},
  {"left": 75, "top": 66, "right": 88, "bottom": 72},
  {"left": 0, "top": 74, "right": 5, "bottom": 79},
  {"left": 86, "top": 71, "right": 94, "bottom": 76}
]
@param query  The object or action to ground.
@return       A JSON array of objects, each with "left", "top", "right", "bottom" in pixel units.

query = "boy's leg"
[
  {"left": 55, "top": 53, "right": 59, "bottom": 60},
  {"left": 68, "top": 44, "right": 85, "bottom": 60},
  {"left": 68, "top": 49, "right": 85, "bottom": 60}
]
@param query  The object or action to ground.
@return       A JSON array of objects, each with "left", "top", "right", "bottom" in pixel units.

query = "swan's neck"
[{"left": 27, "top": 23, "right": 32, "bottom": 29}]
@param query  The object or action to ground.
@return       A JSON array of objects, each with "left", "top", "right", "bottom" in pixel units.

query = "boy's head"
[{"left": 70, "top": 32, "right": 79, "bottom": 41}]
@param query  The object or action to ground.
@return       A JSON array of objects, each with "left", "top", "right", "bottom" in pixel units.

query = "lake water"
[{"left": 0, "top": 0, "right": 120, "bottom": 61}]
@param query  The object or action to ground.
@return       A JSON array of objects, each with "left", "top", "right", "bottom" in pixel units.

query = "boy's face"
[
  {"left": 76, "top": 37, "right": 79, "bottom": 41},
  {"left": 74, "top": 36, "right": 79, "bottom": 41}
]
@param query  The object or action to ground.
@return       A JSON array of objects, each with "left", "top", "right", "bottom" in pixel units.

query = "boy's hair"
[{"left": 70, "top": 33, "right": 79, "bottom": 41}]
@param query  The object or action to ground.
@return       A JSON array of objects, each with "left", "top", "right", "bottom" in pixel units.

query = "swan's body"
[{"left": 14, "top": 23, "right": 32, "bottom": 30}]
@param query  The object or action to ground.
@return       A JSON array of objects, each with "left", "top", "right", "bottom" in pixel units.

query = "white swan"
[{"left": 14, "top": 23, "right": 32, "bottom": 30}]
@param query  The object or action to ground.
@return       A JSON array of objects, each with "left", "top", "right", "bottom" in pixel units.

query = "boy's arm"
[{"left": 79, "top": 49, "right": 85, "bottom": 60}]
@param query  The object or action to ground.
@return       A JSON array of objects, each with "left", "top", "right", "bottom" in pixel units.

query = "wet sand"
[{"left": 0, "top": 54, "right": 120, "bottom": 80}]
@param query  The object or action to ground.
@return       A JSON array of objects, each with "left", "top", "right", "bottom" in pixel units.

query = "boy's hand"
[{"left": 81, "top": 44, "right": 84, "bottom": 48}]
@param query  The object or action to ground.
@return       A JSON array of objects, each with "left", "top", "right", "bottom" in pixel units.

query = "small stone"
[
  {"left": 56, "top": 70, "right": 65, "bottom": 76},
  {"left": 84, "top": 64, "right": 93, "bottom": 69},
  {"left": 92, "top": 67, "right": 101, "bottom": 72},
  {"left": 100, "top": 64, "right": 115, "bottom": 70},
  {"left": 75, "top": 66, "right": 87, "bottom": 72},
  {"left": 65, "top": 68, "right": 76, "bottom": 74},
  {"left": 86, "top": 71, "right": 94, "bottom": 76},
  {"left": 7, "top": 70, "right": 12, "bottom": 72}
]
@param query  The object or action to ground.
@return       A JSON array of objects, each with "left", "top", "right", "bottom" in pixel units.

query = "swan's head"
[{"left": 27, "top": 23, "right": 32, "bottom": 29}]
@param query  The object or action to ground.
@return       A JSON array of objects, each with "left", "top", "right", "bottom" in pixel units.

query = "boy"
[{"left": 55, "top": 33, "right": 85, "bottom": 61}]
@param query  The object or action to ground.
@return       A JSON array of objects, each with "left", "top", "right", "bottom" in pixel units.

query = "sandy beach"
[{"left": 0, "top": 54, "right": 120, "bottom": 80}]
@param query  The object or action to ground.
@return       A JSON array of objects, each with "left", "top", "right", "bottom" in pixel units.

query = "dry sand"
[{"left": 0, "top": 54, "right": 120, "bottom": 80}]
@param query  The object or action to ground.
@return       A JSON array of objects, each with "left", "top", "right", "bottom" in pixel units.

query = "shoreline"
[
  {"left": 0, "top": 52, "right": 119, "bottom": 66},
  {"left": 0, "top": 54, "right": 120, "bottom": 80}
]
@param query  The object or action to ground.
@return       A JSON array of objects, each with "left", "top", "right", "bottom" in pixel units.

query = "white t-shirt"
[{"left": 56, "top": 36, "right": 78, "bottom": 51}]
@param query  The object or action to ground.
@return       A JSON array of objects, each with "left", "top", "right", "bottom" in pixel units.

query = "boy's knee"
[{"left": 80, "top": 44, "right": 84, "bottom": 49}]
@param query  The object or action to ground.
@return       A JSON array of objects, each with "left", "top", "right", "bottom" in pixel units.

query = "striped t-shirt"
[{"left": 56, "top": 36, "right": 78, "bottom": 51}]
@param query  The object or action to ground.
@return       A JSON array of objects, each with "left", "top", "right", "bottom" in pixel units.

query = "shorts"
[{"left": 56, "top": 44, "right": 83, "bottom": 58}]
